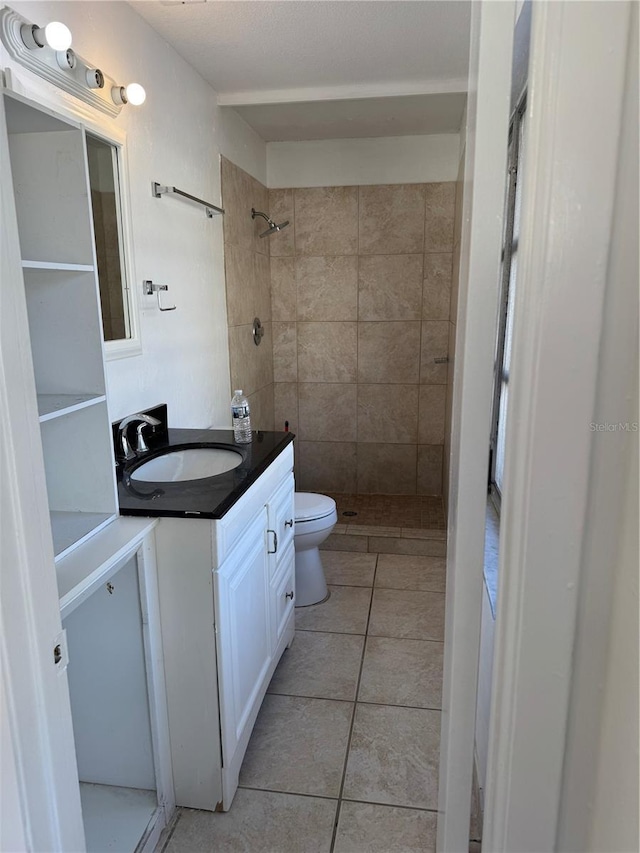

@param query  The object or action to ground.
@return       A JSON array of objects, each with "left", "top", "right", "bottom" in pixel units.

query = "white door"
[{"left": 214, "top": 508, "right": 271, "bottom": 763}]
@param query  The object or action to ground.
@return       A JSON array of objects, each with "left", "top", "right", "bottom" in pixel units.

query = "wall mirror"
[{"left": 85, "top": 131, "right": 140, "bottom": 358}]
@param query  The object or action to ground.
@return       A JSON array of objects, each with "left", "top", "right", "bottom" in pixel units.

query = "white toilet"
[{"left": 293, "top": 492, "right": 337, "bottom": 606}]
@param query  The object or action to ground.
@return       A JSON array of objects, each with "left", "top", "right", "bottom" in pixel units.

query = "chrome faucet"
[{"left": 117, "top": 413, "right": 161, "bottom": 461}]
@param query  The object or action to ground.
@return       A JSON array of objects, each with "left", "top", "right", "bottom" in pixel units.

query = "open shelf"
[
  {"left": 22, "top": 260, "right": 95, "bottom": 272},
  {"left": 79, "top": 783, "right": 158, "bottom": 853},
  {"left": 51, "top": 511, "right": 116, "bottom": 562},
  {"left": 38, "top": 394, "right": 106, "bottom": 423}
]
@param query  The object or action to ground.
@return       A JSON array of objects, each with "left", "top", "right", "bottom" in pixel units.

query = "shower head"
[{"left": 251, "top": 208, "right": 290, "bottom": 238}]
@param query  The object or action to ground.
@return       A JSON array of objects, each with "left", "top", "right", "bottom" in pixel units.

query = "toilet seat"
[{"left": 295, "top": 492, "right": 336, "bottom": 523}]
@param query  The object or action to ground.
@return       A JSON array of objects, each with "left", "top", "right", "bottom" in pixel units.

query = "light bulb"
[
  {"left": 125, "top": 83, "right": 146, "bottom": 106},
  {"left": 112, "top": 83, "right": 146, "bottom": 106},
  {"left": 42, "top": 22, "right": 72, "bottom": 50},
  {"left": 22, "top": 20, "right": 72, "bottom": 51}
]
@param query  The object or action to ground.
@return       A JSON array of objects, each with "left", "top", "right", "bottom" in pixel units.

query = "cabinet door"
[
  {"left": 270, "top": 541, "right": 296, "bottom": 645},
  {"left": 267, "top": 473, "right": 295, "bottom": 577},
  {"left": 214, "top": 508, "right": 271, "bottom": 764}
]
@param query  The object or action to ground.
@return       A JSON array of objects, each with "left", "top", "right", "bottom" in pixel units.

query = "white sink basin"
[{"left": 131, "top": 447, "right": 243, "bottom": 482}]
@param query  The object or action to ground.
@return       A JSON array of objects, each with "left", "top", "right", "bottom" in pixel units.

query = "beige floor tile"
[
  {"left": 368, "top": 589, "right": 445, "bottom": 641},
  {"left": 165, "top": 790, "right": 336, "bottom": 853},
  {"left": 321, "top": 551, "right": 377, "bottom": 587},
  {"left": 334, "top": 801, "right": 437, "bottom": 853},
  {"left": 239, "top": 694, "right": 353, "bottom": 797},
  {"left": 368, "top": 536, "right": 447, "bottom": 557},
  {"left": 343, "top": 704, "right": 440, "bottom": 809},
  {"left": 320, "top": 533, "right": 369, "bottom": 553},
  {"left": 400, "top": 528, "right": 447, "bottom": 540},
  {"left": 375, "top": 554, "right": 446, "bottom": 593},
  {"left": 268, "top": 631, "right": 364, "bottom": 700},
  {"left": 358, "top": 637, "right": 443, "bottom": 709},
  {"left": 296, "top": 585, "right": 372, "bottom": 634}
]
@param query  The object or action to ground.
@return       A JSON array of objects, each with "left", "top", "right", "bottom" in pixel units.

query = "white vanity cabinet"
[{"left": 155, "top": 442, "right": 295, "bottom": 811}]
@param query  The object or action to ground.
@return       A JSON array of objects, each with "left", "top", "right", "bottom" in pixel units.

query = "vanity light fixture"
[
  {"left": 21, "top": 20, "right": 72, "bottom": 51},
  {"left": 111, "top": 83, "right": 146, "bottom": 107},
  {"left": 0, "top": 5, "right": 147, "bottom": 117}
]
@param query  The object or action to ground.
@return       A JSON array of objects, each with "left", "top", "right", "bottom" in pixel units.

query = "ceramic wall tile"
[
  {"left": 418, "top": 385, "right": 446, "bottom": 445},
  {"left": 417, "top": 445, "right": 444, "bottom": 496},
  {"left": 253, "top": 251, "right": 272, "bottom": 322},
  {"left": 224, "top": 243, "right": 254, "bottom": 327},
  {"left": 359, "top": 184, "right": 425, "bottom": 255},
  {"left": 250, "top": 174, "right": 271, "bottom": 256},
  {"left": 424, "top": 182, "right": 455, "bottom": 253},
  {"left": 297, "top": 322, "right": 358, "bottom": 383},
  {"left": 298, "top": 382, "right": 357, "bottom": 442},
  {"left": 297, "top": 441, "right": 357, "bottom": 493},
  {"left": 271, "top": 256, "right": 296, "bottom": 321},
  {"left": 268, "top": 188, "right": 295, "bottom": 257},
  {"left": 357, "top": 444, "right": 417, "bottom": 495},
  {"left": 273, "top": 382, "right": 298, "bottom": 434},
  {"left": 358, "top": 254, "right": 424, "bottom": 321},
  {"left": 420, "top": 321, "right": 450, "bottom": 384},
  {"left": 357, "top": 384, "right": 418, "bottom": 444},
  {"left": 422, "top": 254, "right": 453, "bottom": 321},
  {"left": 273, "top": 321, "right": 297, "bottom": 383},
  {"left": 357, "top": 322, "right": 421, "bottom": 384},
  {"left": 247, "top": 382, "right": 274, "bottom": 431},
  {"left": 229, "top": 322, "right": 273, "bottom": 396},
  {"left": 297, "top": 255, "right": 358, "bottom": 321},
  {"left": 294, "top": 186, "right": 358, "bottom": 256}
]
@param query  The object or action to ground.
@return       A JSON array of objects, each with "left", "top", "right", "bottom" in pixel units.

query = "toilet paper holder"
[{"left": 144, "top": 280, "right": 176, "bottom": 312}]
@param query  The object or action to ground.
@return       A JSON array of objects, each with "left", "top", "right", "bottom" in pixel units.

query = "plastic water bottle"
[{"left": 231, "top": 389, "right": 252, "bottom": 443}]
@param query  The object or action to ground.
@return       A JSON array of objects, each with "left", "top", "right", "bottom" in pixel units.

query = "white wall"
[
  {"left": 2, "top": 0, "right": 266, "bottom": 430},
  {"left": 267, "top": 133, "right": 459, "bottom": 187}
]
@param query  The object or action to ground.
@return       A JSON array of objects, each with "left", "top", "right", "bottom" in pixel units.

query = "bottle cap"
[{"left": 234, "top": 389, "right": 243, "bottom": 395}]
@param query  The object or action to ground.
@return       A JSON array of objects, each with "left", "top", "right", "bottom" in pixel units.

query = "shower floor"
[{"left": 327, "top": 494, "right": 446, "bottom": 531}]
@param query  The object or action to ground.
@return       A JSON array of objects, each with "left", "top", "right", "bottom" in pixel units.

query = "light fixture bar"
[{"left": 0, "top": 6, "right": 146, "bottom": 117}]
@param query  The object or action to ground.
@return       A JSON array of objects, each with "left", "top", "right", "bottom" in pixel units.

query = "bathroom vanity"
[{"left": 117, "top": 422, "right": 296, "bottom": 810}]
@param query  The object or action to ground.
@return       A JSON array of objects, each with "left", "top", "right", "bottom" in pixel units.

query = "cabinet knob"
[
  {"left": 284, "top": 519, "right": 294, "bottom": 528},
  {"left": 285, "top": 590, "right": 294, "bottom": 601}
]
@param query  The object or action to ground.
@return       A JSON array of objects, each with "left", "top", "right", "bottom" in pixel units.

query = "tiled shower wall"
[
  {"left": 443, "top": 155, "right": 465, "bottom": 511},
  {"left": 221, "top": 157, "right": 275, "bottom": 430},
  {"left": 269, "top": 182, "right": 456, "bottom": 496}
]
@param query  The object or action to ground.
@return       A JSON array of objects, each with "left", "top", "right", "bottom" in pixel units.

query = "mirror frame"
[{"left": 82, "top": 123, "right": 141, "bottom": 360}]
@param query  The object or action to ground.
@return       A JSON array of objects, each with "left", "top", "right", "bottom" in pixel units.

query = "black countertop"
[{"left": 116, "top": 428, "right": 294, "bottom": 520}]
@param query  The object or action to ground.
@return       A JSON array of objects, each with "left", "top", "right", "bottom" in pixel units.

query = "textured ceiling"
[
  {"left": 231, "top": 92, "right": 467, "bottom": 141},
  {"left": 131, "top": 1, "right": 471, "bottom": 99}
]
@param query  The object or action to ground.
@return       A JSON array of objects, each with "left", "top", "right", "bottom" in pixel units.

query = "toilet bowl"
[{"left": 293, "top": 492, "right": 337, "bottom": 606}]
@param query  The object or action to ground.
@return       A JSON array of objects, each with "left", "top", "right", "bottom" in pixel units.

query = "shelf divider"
[
  {"left": 22, "top": 259, "right": 95, "bottom": 272},
  {"left": 38, "top": 393, "right": 106, "bottom": 423}
]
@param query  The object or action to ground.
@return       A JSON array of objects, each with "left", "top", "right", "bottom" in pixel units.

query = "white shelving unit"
[
  {"left": 2, "top": 89, "right": 175, "bottom": 852},
  {"left": 4, "top": 91, "right": 118, "bottom": 562}
]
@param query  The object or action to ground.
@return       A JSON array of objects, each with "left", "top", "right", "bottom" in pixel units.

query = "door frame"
[
  {"left": 439, "top": 1, "right": 635, "bottom": 850},
  {"left": 437, "top": 2, "right": 516, "bottom": 849}
]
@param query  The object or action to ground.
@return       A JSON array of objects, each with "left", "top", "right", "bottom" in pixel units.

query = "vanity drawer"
[
  {"left": 267, "top": 473, "right": 294, "bottom": 575},
  {"left": 270, "top": 541, "right": 295, "bottom": 644}
]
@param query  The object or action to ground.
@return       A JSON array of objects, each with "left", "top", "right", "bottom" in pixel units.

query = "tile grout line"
[{"left": 328, "top": 552, "right": 379, "bottom": 853}]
